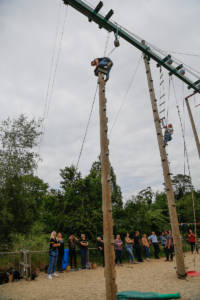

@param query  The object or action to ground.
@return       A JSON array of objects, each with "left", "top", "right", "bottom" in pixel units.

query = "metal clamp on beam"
[
  {"left": 99, "top": 9, "right": 114, "bottom": 28},
  {"left": 88, "top": 1, "right": 103, "bottom": 22},
  {"left": 169, "top": 64, "right": 183, "bottom": 76},
  {"left": 104, "top": 9, "right": 114, "bottom": 21},
  {"left": 157, "top": 55, "right": 171, "bottom": 67},
  {"left": 188, "top": 79, "right": 200, "bottom": 90}
]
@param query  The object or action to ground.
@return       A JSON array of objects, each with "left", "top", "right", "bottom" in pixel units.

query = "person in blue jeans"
[
  {"left": 91, "top": 57, "right": 113, "bottom": 81},
  {"left": 79, "top": 234, "right": 89, "bottom": 269},
  {"left": 125, "top": 233, "right": 137, "bottom": 264},
  {"left": 48, "top": 231, "right": 60, "bottom": 280}
]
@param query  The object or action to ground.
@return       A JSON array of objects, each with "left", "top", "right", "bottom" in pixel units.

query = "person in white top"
[{"left": 148, "top": 232, "right": 160, "bottom": 259}]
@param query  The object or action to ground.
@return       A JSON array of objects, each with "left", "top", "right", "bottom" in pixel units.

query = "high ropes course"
[{"left": 53, "top": 1, "right": 199, "bottom": 299}]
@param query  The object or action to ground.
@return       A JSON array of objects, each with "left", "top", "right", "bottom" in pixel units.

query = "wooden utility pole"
[
  {"left": 185, "top": 93, "right": 200, "bottom": 159},
  {"left": 98, "top": 71, "right": 117, "bottom": 300},
  {"left": 143, "top": 51, "right": 186, "bottom": 278}
]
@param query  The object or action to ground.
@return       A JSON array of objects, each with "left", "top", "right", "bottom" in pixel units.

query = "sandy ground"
[{"left": 0, "top": 254, "right": 200, "bottom": 300}]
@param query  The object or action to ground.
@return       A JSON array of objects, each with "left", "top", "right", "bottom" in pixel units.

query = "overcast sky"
[{"left": 0, "top": 0, "right": 200, "bottom": 200}]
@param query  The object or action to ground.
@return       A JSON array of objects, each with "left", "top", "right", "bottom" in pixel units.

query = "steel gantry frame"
[{"left": 63, "top": 0, "right": 200, "bottom": 92}]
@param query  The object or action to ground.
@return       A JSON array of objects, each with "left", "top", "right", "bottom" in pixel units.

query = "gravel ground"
[{"left": 0, "top": 253, "right": 200, "bottom": 300}]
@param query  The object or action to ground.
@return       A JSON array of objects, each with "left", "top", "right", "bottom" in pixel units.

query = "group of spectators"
[
  {"left": 113, "top": 230, "right": 174, "bottom": 266},
  {"left": 47, "top": 231, "right": 89, "bottom": 279},
  {"left": 47, "top": 229, "right": 197, "bottom": 279}
]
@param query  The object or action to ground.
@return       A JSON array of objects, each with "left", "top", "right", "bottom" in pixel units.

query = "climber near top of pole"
[{"left": 91, "top": 57, "right": 113, "bottom": 81}]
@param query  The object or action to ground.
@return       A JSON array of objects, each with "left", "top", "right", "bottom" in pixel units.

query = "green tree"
[
  {"left": 172, "top": 174, "right": 192, "bottom": 200},
  {"left": 0, "top": 115, "right": 42, "bottom": 249}
]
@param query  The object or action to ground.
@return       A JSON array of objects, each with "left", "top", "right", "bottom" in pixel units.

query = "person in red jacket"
[{"left": 188, "top": 229, "right": 196, "bottom": 254}]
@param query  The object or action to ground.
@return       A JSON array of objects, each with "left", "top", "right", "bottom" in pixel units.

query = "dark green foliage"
[
  {"left": 0, "top": 115, "right": 43, "bottom": 249},
  {"left": 0, "top": 115, "right": 199, "bottom": 251},
  {"left": 172, "top": 174, "right": 192, "bottom": 200},
  {"left": 41, "top": 161, "right": 123, "bottom": 241}
]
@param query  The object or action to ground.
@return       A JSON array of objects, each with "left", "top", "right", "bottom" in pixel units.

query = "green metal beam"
[{"left": 63, "top": 0, "right": 200, "bottom": 92}]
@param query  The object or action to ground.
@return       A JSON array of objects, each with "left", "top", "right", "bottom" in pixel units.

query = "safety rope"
[
  {"left": 75, "top": 83, "right": 98, "bottom": 171},
  {"left": 37, "top": 5, "right": 68, "bottom": 159},
  {"left": 107, "top": 46, "right": 117, "bottom": 57},
  {"left": 103, "top": 31, "right": 111, "bottom": 56},
  {"left": 109, "top": 54, "right": 142, "bottom": 135},
  {"left": 172, "top": 78, "right": 198, "bottom": 271}
]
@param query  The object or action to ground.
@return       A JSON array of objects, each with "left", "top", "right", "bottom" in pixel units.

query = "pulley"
[
  {"left": 114, "top": 25, "right": 120, "bottom": 47},
  {"left": 114, "top": 38, "right": 120, "bottom": 47}
]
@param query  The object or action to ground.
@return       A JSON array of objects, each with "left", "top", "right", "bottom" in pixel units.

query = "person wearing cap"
[{"left": 91, "top": 57, "right": 113, "bottom": 81}]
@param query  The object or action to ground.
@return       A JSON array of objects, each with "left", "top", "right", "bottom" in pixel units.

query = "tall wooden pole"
[
  {"left": 185, "top": 94, "right": 200, "bottom": 159},
  {"left": 98, "top": 71, "right": 117, "bottom": 300},
  {"left": 143, "top": 52, "right": 186, "bottom": 278}
]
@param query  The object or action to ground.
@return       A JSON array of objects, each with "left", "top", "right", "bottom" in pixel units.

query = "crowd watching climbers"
[{"left": 47, "top": 229, "right": 197, "bottom": 278}]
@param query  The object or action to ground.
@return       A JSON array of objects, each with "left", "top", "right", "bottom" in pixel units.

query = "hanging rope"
[
  {"left": 37, "top": 5, "right": 69, "bottom": 158},
  {"left": 75, "top": 84, "right": 98, "bottom": 171},
  {"left": 172, "top": 78, "right": 198, "bottom": 270},
  {"left": 103, "top": 31, "right": 111, "bottom": 56},
  {"left": 109, "top": 54, "right": 142, "bottom": 135},
  {"left": 107, "top": 46, "right": 117, "bottom": 57}
]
